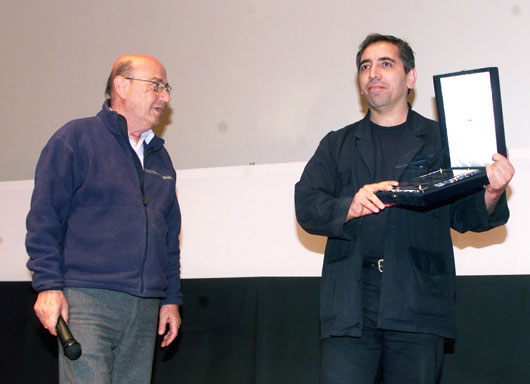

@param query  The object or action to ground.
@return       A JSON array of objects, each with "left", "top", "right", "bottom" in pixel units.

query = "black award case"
[{"left": 376, "top": 67, "right": 507, "bottom": 206}]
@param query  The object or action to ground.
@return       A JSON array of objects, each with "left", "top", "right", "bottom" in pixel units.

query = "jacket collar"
[
  {"left": 354, "top": 106, "right": 429, "bottom": 181},
  {"left": 97, "top": 100, "right": 165, "bottom": 151}
]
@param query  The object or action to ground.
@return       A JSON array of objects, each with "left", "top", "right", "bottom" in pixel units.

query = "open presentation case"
[{"left": 376, "top": 67, "right": 506, "bottom": 207}]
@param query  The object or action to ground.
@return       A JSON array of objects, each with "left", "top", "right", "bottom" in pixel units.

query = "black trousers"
[{"left": 320, "top": 267, "right": 445, "bottom": 384}]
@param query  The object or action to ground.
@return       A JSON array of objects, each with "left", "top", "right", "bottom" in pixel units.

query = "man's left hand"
[
  {"left": 485, "top": 152, "right": 515, "bottom": 213},
  {"left": 158, "top": 304, "right": 181, "bottom": 348}
]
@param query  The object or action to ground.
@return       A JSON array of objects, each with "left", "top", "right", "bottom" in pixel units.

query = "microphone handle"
[{"left": 56, "top": 315, "right": 82, "bottom": 360}]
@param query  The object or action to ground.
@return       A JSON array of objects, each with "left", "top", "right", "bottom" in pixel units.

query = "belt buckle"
[{"left": 377, "top": 259, "right": 384, "bottom": 273}]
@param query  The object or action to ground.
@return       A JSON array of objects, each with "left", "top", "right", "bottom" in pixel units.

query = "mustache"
[{"left": 367, "top": 80, "right": 385, "bottom": 87}]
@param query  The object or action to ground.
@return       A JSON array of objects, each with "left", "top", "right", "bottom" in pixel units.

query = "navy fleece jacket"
[{"left": 26, "top": 101, "right": 182, "bottom": 305}]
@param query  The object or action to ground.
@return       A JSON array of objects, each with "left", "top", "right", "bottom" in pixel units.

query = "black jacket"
[{"left": 295, "top": 110, "right": 509, "bottom": 339}]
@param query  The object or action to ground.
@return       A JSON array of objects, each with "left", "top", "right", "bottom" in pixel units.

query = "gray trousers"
[{"left": 59, "top": 287, "right": 160, "bottom": 384}]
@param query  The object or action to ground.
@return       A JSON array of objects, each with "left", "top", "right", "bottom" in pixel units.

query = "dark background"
[{"left": 1, "top": 276, "right": 528, "bottom": 383}]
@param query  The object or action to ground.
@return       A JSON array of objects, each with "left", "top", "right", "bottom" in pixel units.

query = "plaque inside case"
[{"left": 376, "top": 67, "right": 507, "bottom": 207}]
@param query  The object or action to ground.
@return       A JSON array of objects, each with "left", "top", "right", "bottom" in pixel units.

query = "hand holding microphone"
[
  {"left": 56, "top": 315, "right": 82, "bottom": 360},
  {"left": 34, "top": 291, "right": 82, "bottom": 360}
]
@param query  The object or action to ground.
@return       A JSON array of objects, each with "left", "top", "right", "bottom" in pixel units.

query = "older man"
[
  {"left": 26, "top": 55, "right": 181, "bottom": 383},
  {"left": 295, "top": 34, "right": 515, "bottom": 383}
]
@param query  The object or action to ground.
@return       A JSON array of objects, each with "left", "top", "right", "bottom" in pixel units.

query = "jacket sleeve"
[
  {"left": 26, "top": 135, "right": 78, "bottom": 292},
  {"left": 295, "top": 133, "right": 355, "bottom": 240},
  {"left": 450, "top": 188, "right": 510, "bottom": 233},
  {"left": 161, "top": 193, "right": 183, "bottom": 305}
]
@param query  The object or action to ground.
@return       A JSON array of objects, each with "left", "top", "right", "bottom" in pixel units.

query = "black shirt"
[{"left": 361, "top": 120, "right": 406, "bottom": 261}]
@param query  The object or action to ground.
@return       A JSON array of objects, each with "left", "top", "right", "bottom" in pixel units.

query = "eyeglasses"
[{"left": 125, "top": 77, "right": 172, "bottom": 95}]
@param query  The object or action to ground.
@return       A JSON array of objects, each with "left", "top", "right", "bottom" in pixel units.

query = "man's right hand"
[
  {"left": 346, "top": 180, "right": 398, "bottom": 221},
  {"left": 34, "top": 290, "right": 68, "bottom": 336}
]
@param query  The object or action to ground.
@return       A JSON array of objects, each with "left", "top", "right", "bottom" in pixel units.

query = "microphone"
[{"left": 56, "top": 315, "right": 82, "bottom": 360}]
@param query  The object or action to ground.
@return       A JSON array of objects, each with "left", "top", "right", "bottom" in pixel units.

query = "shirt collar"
[{"left": 138, "top": 129, "right": 155, "bottom": 145}]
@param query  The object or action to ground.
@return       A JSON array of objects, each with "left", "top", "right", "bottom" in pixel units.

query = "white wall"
[
  {"left": 1, "top": 0, "right": 529, "bottom": 181},
  {"left": 2, "top": 147, "right": 528, "bottom": 281}
]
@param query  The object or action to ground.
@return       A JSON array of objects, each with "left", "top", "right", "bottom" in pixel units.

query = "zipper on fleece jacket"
[
  {"left": 136, "top": 147, "right": 150, "bottom": 298},
  {"left": 117, "top": 116, "right": 150, "bottom": 297},
  {"left": 138, "top": 145, "right": 160, "bottom": 296},
  {"left": 140, "top": 185, "right": 148, "bottom": 296}
]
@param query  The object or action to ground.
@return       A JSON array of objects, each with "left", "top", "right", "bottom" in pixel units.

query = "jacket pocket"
[
  {"left": 407, "top": 247, "right": 453, "bottom": 317},
  {"left": 320, "top": 256, "right": 361, "bottom": 323}
]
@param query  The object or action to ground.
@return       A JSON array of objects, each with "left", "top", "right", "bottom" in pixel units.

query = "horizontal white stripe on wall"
[{"left": 1, "top": 148, "right": 528, "bottom": 281}]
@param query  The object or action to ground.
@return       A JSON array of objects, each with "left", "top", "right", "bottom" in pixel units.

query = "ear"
[
  {"left": 406, "top": 68, "right": 417, "bottom": 90},
  {"left": 114, "top": 76, "right": 129, "bottom": 100}
]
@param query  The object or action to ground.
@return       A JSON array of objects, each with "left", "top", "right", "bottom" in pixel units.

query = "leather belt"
[{"left": 363, "top": 259, "right": 384, "bottom": 273}]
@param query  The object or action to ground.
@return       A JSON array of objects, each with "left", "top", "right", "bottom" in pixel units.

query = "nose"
[
  {"left": 159, "top": 88, "right": 171, "bottom": 103},
  {"left": 368, "top": 64, "right": 380, "bottom": 80}
]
